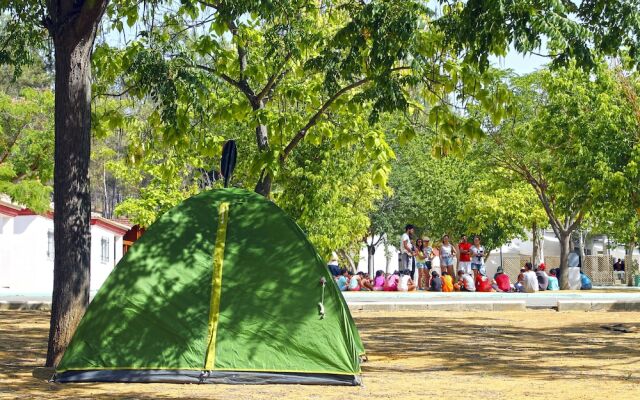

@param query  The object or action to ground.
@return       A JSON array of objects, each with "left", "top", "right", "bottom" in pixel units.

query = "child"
[
  {"left": 384, "top": 271, "right": 399, "bottom": 291},
  {"left": 348, "top": 272, "right": 361, "bottom": 291},
  {"left": 429, "top": 270, "right": 442, "bottom": 292},
  {"left": 373, "top": 270, "right": 385, "bottom": 291},
  {"left": 547, "top": 270, "right": 560, "bottom": 290},
  {"left": 475, "top": 272, "right": 493, "bottom": 292},
  {"left": 398, "top": 270, "right": 416, "bottom": 292},
  {"left": 360, "top": 272, "right": 374, "bottom": 291},
  {"left": 441, "top": 271, "right": 454, "bottom": 292},
  {"left": 455, "top": 270, "right": 475, "bottom": 292},
  {"left": 336, "top": 269, "right": 349, "bottom": 291}
]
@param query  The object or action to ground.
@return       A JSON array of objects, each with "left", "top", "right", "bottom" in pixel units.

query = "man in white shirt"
[
  {"left": 523, "top": 262, "right": 539, "bottom": 293},
  {"left": 456, "top": 270, "right": 476, "bottom": 292},
  {"left": 400, "top": 224, "right": 415, "bottom": 272}
]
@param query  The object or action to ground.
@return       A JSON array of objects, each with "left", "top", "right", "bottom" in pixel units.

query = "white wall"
[
  {"left": 0, "top": 215, "right": 15, "bottom": 289},
  {"left": 0, "top": 215, "right": 125, "bottom": 294},
  {"left": 90, "top": 225, "right": 123, "bottom": 293},
  {"left": 9, "top": 215, "right": 54, "bottom": 292}
]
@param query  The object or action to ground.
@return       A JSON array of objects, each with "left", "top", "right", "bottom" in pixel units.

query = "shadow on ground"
[{"left": 1, "top": 310, "right": 639, "bottom": 399}]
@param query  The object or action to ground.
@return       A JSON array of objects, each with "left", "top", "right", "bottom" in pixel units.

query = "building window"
[
  {"left": 101, "top": 237, "right": 110, "bottom": 263},
  {"left": 47, "top": 230, "right": 54, "bottom": 260}
]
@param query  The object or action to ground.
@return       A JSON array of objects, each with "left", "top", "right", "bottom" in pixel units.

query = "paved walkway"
[
  {"left": 344, "top": 289, "right": 640, "bottom": 311},
  {"left": 2, "top": 288, "right": 640, "bottom": 312}
]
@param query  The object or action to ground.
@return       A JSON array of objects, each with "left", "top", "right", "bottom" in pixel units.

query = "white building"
[{"left": 0, "top": 199, "right": 130, "bottom": 295}]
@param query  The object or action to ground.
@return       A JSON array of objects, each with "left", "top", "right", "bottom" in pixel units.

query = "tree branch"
[
  {"left": 255, "top": 52, "right": 292, "bottom": 102},
  {"left": 192, "top": 63, "right": 255, "bottom": 99},
  {"left": 281, "top": 66, "right": 411, "bottom": 161}
]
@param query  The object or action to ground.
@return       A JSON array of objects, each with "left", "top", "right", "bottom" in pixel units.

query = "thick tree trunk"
[
  {"left": 367, "top": 244, "right": 375, "bottom": 277},
  {"left": 558, "top": 232, "right": 572, "bottom": 290},
  {"left": 532, "top": 222, "right": 541, "bottom": 266},
  {"left": 45, "top": 1, "right": 106, "bottom": 367}
]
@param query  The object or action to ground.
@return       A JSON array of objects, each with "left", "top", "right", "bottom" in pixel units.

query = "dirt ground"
[{"left": 1, "top": 309, "right": 639, "bottom": 399}]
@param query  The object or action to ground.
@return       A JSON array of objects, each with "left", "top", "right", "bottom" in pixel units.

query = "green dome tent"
[{"left": 54, "top": 188, "right": 364, "bottom": 385}]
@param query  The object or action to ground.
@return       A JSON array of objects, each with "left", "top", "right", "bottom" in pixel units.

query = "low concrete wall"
[
  {"left": 349, "top": 301, "right": 526, "bottom": 312},
  {"left": 0, "top": 301, "right": 51, "bottom": 311}
]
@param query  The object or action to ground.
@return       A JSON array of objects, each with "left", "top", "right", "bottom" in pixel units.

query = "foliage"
[
  {"left": 91, "top": 0, "right": 640, "bottom": 200},
  {"left": 0, "top": 86, "right": 53, "bottom": 212},
  {"left": 482, "top": 63, "right": 640, "bottom": 286},
  {"left": 460, "top": 174, "right": 548, "bottom": 253},
  {"left": 369, "top": 126, "right": 545, "bottom": 253}
]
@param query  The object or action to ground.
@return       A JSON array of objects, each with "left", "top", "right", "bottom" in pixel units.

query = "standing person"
[
  {"left": 422, "top": 237, "right": 434, "bottom": 288},
  {"left": 458, "top": 235, "right": 472, "bottom": 276},
  {"left": 415, "top": 238, "right": 427, "bottom": 290},
  {"left": 613, "top": 258, "right": 622, "bottom": 271},
  {"left": 439, "top": 234, "right": 457, "bottom": 277},
  {"left": 327, "top": 252, "right": 341, "bottom": 277},
  {"left": 400, "top": 224, "right": 415, "bottom": 274},
  {"left": 470, "top": 236, "right": 486, "bottom": 278},
  {"left": 523, "top": 262, "right": 539, "bottom": 293}
]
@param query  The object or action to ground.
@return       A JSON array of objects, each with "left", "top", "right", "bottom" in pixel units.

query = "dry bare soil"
[{"left": 1, "top": 309, "right": 639, "bottom": 399}]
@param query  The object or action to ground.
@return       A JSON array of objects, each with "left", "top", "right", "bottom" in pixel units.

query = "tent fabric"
[
  {"left": 54, "top": 188, "right": 363, "bottom": 385},
  {"left": 55, "top": 370, "right": 361, "bottom": 385}
]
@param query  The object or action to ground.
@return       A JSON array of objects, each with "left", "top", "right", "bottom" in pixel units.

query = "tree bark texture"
[
  {"left": 558, "top": 233, "right": 572, "bottom": 290},
  {"left": 45, "top": 0, "right": 107, "bottom": 368},
  {"left": 532, "top": 222, "right": 541, "bottom": 266}
]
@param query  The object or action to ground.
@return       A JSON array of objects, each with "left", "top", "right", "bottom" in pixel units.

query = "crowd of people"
[{"left": 328, "top": 224, "right": 594, "bottom": 292}]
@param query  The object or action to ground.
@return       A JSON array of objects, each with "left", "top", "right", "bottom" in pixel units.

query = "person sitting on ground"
[
  {"left": 429, "top": 270, "right": 442, "bottom": 292},
  {"left": 494, "top": 267, "right": 512, "bottom": 292},
  {"left": 580, "top": 270, "right": 593, "bottom": 290},
  {"left": 384, "top": 270, "right": 399, "bottom": 291},
  {"left": 348, "top": 272, "right": 361, "bottom": 291},
  {"left": 547, "top": 270, "right": 560, "bottom": 290},
  {"left": 454, "top": 270, "right": 476, "bottom": 292},
  {"left": 336, "top": 269, "right": 349, "bottom": 291},
  {"left": 536, "top": 263, "right": 549, "bottom": 291},
  {"left": 475, "top": 271, "right": 493, "bottom": 292},
  {"left": 360, "top": 272, "right": 374, "bottom": 291},
  {"left": 523, "top": 262, "right": 539, "bottom": 293},
  {"left": 515, "top": 268, "right": 526, "bottom": 292},
  {"left": 441, "top": 270, "right": 454, "bottom": 292},
  {"left": 398, "top": 270, "right": 417, "bottom": 292},
  {"left": 373, "top": 270, "right": 385, "bottom": 291}
]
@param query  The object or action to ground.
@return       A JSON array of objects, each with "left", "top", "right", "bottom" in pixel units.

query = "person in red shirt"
[
  {"left": 457, "top": 235, "right": 472, "bottom": 275},
  {"left": 494, "top": 267, "right": 512, "bottom": 292},
  {"left": 475, "top": 271, "right": 493, "bottom": 292}
]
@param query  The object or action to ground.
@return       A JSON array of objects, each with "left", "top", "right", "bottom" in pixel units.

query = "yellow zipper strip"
[{"left": 204, "top": 201, "right": 230, "bottom": 370}]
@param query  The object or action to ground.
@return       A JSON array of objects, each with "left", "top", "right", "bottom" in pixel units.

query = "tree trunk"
[
  {"left": 367, "top": 244, "right": 375, "bottom": 277},
  {"left": 45, "top": 1, "right": 106, "bottom": 368},
  {"left": 254, "top": 169, "right": 272, "bottom": 197},
  {"left": 532, "top": 222, "right": 541, "bottom": 266},
  {"left": 558, "top": 232, "right": 572, "bottom": 290},
  {"left": 252, "top": 100, "right": 272, "bottom": 197}
]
